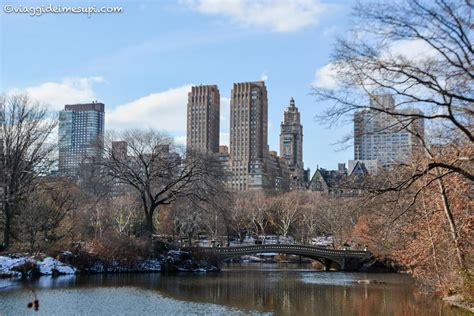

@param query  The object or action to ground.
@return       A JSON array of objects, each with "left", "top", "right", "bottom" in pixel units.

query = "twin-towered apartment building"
[{"left": 187, "top": 81, "right": 306, "bottom": 192}]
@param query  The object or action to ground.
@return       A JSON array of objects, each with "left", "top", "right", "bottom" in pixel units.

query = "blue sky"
[{"left": 1, "top": 0, "right": 356, "bottom": 171}]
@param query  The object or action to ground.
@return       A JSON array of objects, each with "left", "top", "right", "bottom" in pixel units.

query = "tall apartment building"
[
  {"left": 280, "top": 97, "right": 305, "bottom": 190},
  {"left": 186, "top": 85, "right": 220, "bottom": 153},
  {"left": 229, "top": 81, "right": 270, "bottom": 191},
  {"left": 58, "top": 102, "right": 105, "bottom": 177},
  {"left": 112, "top": 141, "right": 128, "bottom": 161},
  {"left": 354, "top": 94, "right": 424, "bottom": 169},
  {"left": 267, "top": 150, "right": 290, "bottom": 191},
  {"left": 217, "top": 144, "right": 230, "bottom": 169}
]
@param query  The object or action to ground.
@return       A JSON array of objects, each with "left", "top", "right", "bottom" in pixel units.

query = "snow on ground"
[
  {"left": 0, "top": 255, "right": 163, "bottom": 277},
  {"left": 0, "top": 256, "right": 35, "bottom": 278},
  {"left": 37, "top": 257, "right": 77, "bottom": 275},
  {"left": 0, "top": 255, "right": 76, "bottom": 278},
  {"left": 136, "top": 259, "right": 161, "bottom": 272}
]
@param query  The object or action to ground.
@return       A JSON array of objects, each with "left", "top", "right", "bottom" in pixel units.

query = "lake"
[{"left": 0, "top": 263, "right": 466, "bottom": 315}]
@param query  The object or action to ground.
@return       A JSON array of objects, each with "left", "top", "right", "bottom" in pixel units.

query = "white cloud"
[
  {"left": 312, "top": 63, "right": 339, "bottom": 89},
  {"left": 12, "top": 79, "right": 233, "bottom": 147},
  {"left": 260, "top": 71, "right": 269, "bottom": 81},
  {"left": 312, "top": 39, "right": 439, "bottom": 90},
  {"left": 383, "top": 39, "right": 437, "bottom": 61},
  {"left": 183, "top": 0, "right": 325, "bottom": 32},
  {"left": 9, "top": 77, "right": 105, "bottom": 110},
  {"left": 174, "top": 135, "right": 187, "bottom": 146},
  {"left": 107, "top": 84, "right": 192, "bottom": 132}
]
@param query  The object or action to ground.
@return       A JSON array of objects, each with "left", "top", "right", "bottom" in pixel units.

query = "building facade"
[
  {"left": 280, "top": 97, "right": 305, "bottom": 190},
  {"left": 266, "top": 150, "right": 290, "bottom": 191},
  {"left": 354, "top": 94, "right": 424, "bottom": 169},
  {"left": 112, "top": 141, "right": 128, "bottom": 161},
  {"left": 186, "top": 85, "right": 220, "bottom": 153},
  {"left": 308, "top": 165, "right": 347, "bottom": 195},
  {"left": 308, "top": 163, "right": 367, "bottom": 196},
  {"left": 217, "top": 145, "right": 230, "bottom": 175},
  {"left": 348, "top": 159, "right": 380, "bottom": 175},
  {"left": 228, "top": 81, "right": 271, "bottom": 191},
  {"left": 58, "top": 102, "right": 105, "bottom": 177}
]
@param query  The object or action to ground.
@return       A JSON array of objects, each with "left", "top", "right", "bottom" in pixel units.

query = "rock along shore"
[{"left": 0, "top": 249, "right": 219, "bottom": 279}]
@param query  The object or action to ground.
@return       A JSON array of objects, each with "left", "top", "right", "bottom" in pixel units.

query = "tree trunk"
[
  {"left": 142, "top": 193, "right": 155, "bottom": 237},
  {"left": 3, "top": 203, "right": 11, "bottom": 249},
  {"left": 187, "top": 232, "right": 193, "bottom": 247},
  {"left": 436, "top": 175, "right": 465, "bottom": 271},
  {"left": 422, "top": 193, "right": 442, "bottom": 286},
  {"left": 146, "top": 210, "right": 155, "bottom": 235},
  {"left": 29, "top": 232, "right": 37, "bottom": 254}
]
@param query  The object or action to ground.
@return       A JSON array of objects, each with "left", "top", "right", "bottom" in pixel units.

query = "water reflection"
[
  {"left": 34, "top": 274, "right": 77, "bottom": 288},
  {"left": 0, "top": 263, "right": 466, "bottom": 316},
  {"left": 153, "top": 266, "right": 457, "bottom": 316}
]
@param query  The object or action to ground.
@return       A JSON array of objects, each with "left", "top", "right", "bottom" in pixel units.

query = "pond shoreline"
[
  {"left": 1, "top": 252, "right": 471, "bottom": 314},
  {"left": 0, "top": 266, "right": 467, "bottom": 316},
  {"left": 0, "top": 250, "right": 219, "bottom": 279}
]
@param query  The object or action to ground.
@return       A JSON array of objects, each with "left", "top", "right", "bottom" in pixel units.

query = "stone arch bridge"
[{"left": 187, "top": 244, "right": 372, "bottom": 271}]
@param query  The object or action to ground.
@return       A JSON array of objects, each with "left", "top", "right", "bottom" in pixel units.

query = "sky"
[{"left": 1, "top": 0, "right": 357, "bottom": 171}]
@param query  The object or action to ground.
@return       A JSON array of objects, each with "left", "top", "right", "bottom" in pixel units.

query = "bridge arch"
[
  {"left": 188, "top": 244, "right": 371, "bottom": 271},
  {"left": 215, "top": 250, "right": 343, "bottom": 271}
]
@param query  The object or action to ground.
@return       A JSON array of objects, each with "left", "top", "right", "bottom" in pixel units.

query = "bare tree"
[
  {"left": 169, "top": 197, "right": 204, "bottom": 247},
  {"left": 271, "top": 192, "right": 302, "bottom": 239},
  {"left": 201, "top": 205, "right": 227, "bottom": 242},
  {"left": 0, "top": 94, "right": 57, "bottom": 249},
  {"left": 298, "top": 200, "right": 319, "bottom": 244},
  {"left": 110, "top": 194, "right": 140, "bottom": 236},
  {"left": 314, "top": 0, "right": 472, "bottom": 180},
  {"left": 247, "top": 192, "right": 271, "bottom": 239},
  {"left": 312, "top": 195, "right": 356, "bottom": 247},
  {"left": 17, "top": 178, "right": 79, "bottom": 252},
  {"left": 100, "top": 129, "right": 226, "bottom": 236},
  {"left": 312, "top": 0, "right": 472, "bottom": 271},
  {"left": 227, "top": 193, "right": 254, "bottom": 243}
]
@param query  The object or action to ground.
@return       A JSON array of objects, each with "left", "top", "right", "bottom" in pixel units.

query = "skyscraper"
[
  {"left": 354, "top": 94, "right": 424, "bottom": 169},
  {"left": 280, "top": 97, "right": 305, "bottom": 190},
  {"left": 186, "top": 85, "right": 220, "bottom": 153},
  {"left": 229, "top": 81, "right": 270, "bottom": 191},
  {"left": 58, "top": 102, "right": 105, "bottom": 177}
]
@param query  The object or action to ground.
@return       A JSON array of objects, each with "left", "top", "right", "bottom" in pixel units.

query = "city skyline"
[{"left": 1, "top": 0, "right": 357, "bottom": 171}]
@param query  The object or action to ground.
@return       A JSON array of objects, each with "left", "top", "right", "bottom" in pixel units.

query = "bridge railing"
[{"left": 187, "top": 244, "right": 371, "bottom": 258}]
